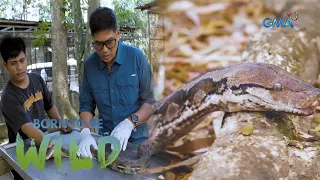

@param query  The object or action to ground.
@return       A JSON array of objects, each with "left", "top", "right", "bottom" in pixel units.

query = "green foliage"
[
  {"left": 0, "top": 0, "right": 8, "bottom": 18},
  {"left": 112, "top": 0, "right": 153, "bottom": 57},
  {"left": 113, "top": 1, "right": 144, "bottom": 29},
  {"left": 64, "top": 0, "right": 74, "bottom": 29},
  {"left": 32, "top": 21, "right": 50, "bottom": 48},
  {"left": 50, "top": 0, "right": 87, "bottom": 30},
  {"left": 113, "top": 0, "right": 153, "bottom": 29},
  {"left": 31, "top": 0, "right": 88, "bottom": 48},
  {"left": 26, "top": 0, "right": 31, "bottom": 5},
  {"left": 60, "top": 0, "right": 87, "bottom": 30},
  {"left": 81, "top": 0, "right": 88, "bottom": 6},
  {"left": 0, "top": 0, "right": 23, "bottom": 19},
  {"left": 36, "top": 2, "right": 51, "bottom": 21},
  {"left": 80, "top": 0, "right": 88, "bottom": 12}
]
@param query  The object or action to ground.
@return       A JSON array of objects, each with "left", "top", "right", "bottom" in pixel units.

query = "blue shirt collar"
[{"left": 98, "top": 41, "right": 124, "bottom": 70}]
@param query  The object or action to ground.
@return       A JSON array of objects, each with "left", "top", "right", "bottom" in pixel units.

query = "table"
[{"left": 0, "top": 130, "right": 170, "bottom": 180}]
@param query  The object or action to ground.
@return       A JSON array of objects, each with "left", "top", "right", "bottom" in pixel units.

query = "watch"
[{"left": 130, "top": 114, "right": 139, "bottom": 126}]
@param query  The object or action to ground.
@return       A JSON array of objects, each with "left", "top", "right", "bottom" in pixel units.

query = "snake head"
[
  {"left": 108, "top": 143, "right": 153, "bottom": 174},
  {"left": 219, "top": 63, "right": 320, "bottom": 115},
  {"left": 90, "top": 142, "right": 152, "bottom": 174},
  {"left": 109, "top": 156, "right": 151, "bottom": 174}
]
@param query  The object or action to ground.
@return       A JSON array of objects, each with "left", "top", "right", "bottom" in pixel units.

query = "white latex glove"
[
  {"left": 76, "top": 128, "right": 98, "bottom": 158},
  {"left": 110, "top": 118, "right": 134, "bottom": 151}
]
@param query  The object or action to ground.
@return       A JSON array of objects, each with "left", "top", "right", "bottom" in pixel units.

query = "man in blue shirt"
[{"left": 77, "top": 7, "right": 157, "bottom": 158}]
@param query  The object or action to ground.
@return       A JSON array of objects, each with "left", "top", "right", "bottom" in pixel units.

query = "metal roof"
[{"left": 135, "top": 0, "right": 161, "bottom": 14}]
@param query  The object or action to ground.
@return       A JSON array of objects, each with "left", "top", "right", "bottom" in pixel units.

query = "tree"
[
  {"left": 72, "top": 0, "right": 85, "bottom": 86},
  {"left": 83, "top": 0, "right": 100, "bottom": 62},
  {"left": 51, "top": 0, "right": 78, "bottom": 119}
]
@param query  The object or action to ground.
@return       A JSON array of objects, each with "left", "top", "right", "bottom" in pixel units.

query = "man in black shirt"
[{"left": 0, "top": 35, "right": 71, "bottom": 179}]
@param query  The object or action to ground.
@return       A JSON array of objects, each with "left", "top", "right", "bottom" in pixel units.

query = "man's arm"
[
  {"left": 79, "top": 65, "right": 96, "bottom": 131},
  {"left": 21, "top": 123, "right": 51, "bottom": 146},
  {"left": 46, "top": 105, "right": 61, "bottom": 120},
  {"left": 77, "top": 65, "right": 98, "bottom": 158},
  {"left": 127, "top": 103, "right": 156, "bottom": 127},
  {"left": 46, "top": 105, "right": 60, "bottom": 133},
  {"left": 46, "top": 105, "right": 72, "bottom": 133},
  {"left": 79, "top": 112, "right": 93, "bottom": 130},
  {"left": 2, "top": 96, "right": 52, "bottom": 147},
  {"left": 110, "top": 51, "right": 157, "bottom": 151},
  {"left": 39, "top": 74, "right": 71, "bottom": 133},
  {"left": 127, "top": 51, "right": 157, "bottom": 127}
]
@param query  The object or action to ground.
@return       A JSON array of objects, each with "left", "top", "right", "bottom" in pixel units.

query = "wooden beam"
[{"left": 0, "top": 27, "right": 11, "bottom": 31}]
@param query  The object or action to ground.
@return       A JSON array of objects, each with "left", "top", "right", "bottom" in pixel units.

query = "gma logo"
[
  {"left": 262, "top": 18, "right": 294, "bottom": 28},
  {"left": 262, "top": 12, "right": 298, "bottom": 28}
]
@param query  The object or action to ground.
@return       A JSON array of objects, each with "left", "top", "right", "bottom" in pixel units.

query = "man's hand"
[
  {"left": 60, "top": 121, "right": 72, "bottom": 134},
  {"left": 76, "top": 128, "right": 97, "bottom": 158},
  {"left": 110, "top": 118, "right": 134, "bottom": 151}
]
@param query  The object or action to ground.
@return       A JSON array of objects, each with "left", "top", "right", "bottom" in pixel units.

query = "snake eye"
[{"left": 273, "top": 83, "right": 282, "bottom": 91}]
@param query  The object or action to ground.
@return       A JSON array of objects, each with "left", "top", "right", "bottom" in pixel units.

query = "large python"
[{"left": 47, "top": 63, "right": 320, "bottom": 174}]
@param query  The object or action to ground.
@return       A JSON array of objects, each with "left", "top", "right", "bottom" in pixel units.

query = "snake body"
[
  {"left": 121, "top": 63, "right": 320, "bottom": 174},
  {"left": 47, "top": 63, "right": 320, "bottom": 174}
]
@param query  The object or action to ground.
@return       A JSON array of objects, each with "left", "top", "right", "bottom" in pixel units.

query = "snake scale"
[{"left": 46, "top": 63, "right": 320, "bottom": 174}]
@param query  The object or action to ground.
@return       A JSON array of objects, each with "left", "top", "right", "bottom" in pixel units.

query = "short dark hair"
[
  {"left": 89, "top": 7, "right": 118, "bottom": 36},
  {"left": 0, "top": 35, "right": 26, "bottom": 63}
]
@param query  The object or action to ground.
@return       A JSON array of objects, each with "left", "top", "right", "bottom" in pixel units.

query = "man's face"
[
  {"left": 4, "top": 51, "right": 27, "bottom": 83},
  {"left": 93, "top": 29, "right": 120, "bottom": 66}
]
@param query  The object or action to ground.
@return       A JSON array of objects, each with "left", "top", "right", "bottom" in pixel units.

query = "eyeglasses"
[{"left": 92, "top": 39, "right": 117, "bottom": 51}]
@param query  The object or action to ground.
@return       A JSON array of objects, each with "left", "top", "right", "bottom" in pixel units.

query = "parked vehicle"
[{"left": 27, "top": 58, "right": 79, "bottom": 92}]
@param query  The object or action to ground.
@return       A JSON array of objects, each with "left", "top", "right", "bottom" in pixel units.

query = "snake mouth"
[
  {"left": 254, "top": 96, "right": 318, "bottom": 116},
  {"left": 268, "top": 102, "right": 318, "bottom": 116}
]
